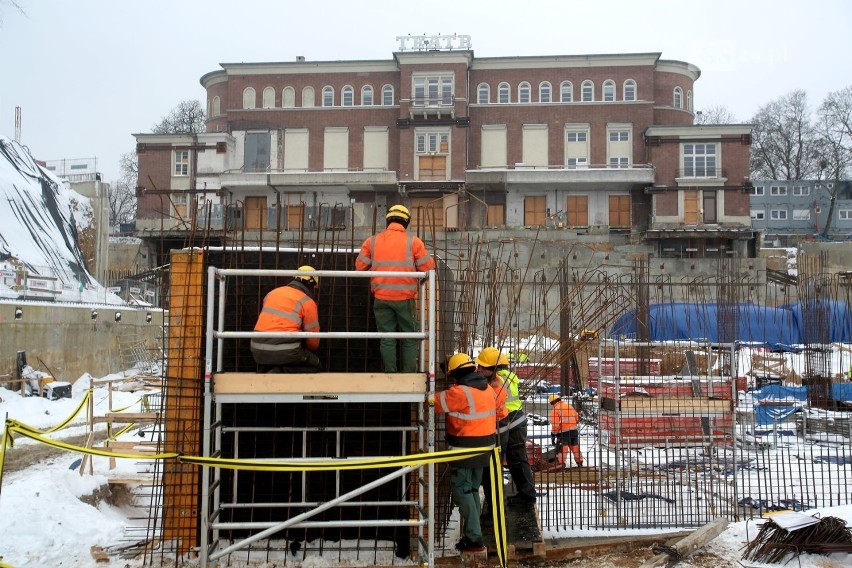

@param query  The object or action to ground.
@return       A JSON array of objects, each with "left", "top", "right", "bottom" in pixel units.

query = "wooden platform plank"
[
  {"left": 92, "top": 412, "right": 161, "bottom": 424},
  {"left": 213, "top": 372, "right": 427, "bottom": 394}
]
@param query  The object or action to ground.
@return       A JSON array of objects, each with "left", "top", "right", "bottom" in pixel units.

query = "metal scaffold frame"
[{"left": 199, "top": 267, "right": 437, "bottom": 567}]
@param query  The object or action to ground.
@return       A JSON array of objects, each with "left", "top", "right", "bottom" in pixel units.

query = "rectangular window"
[
  {"left": 683, "top": 143, "right": 717, "bottom": 177},
  {"left": 244, "top": 132, "right": 271, "bottom": 172},
  {"left": 567, "top": 132, "right": 587, "bottom": 142},
  {"left": 415, "top": 129, "right": 450, "bottom": 181},
  {"left": 751, "top": 210, "right": 765, "bottom": 220},
  {"left": 413, "top": 75, "right": 453, "bottom": 106},
  {"left": 609, "top": 131, "right": 629, "bottom": 141},
  {"left": 174, "top": 150, "right": 189, "bottom": 176},
  {"left": 839, "top": 209, "right": 852, "bottom": 220},
  {"left": 792, "top": 209, "right": 810, "bottom": 220},
  {"left": 770, "top": 186, "right": 787, "bottom": 196},
  {"left": 770, "top": 209, "right": 788, "bottom": 220},
  {"left": 609, "top": 157, "right": 628, "bottom": 168},
  {"left": 792, "top": 186, "right": 810, "bottom": 196},
  {"left": 567, "top": 158, "right": 588, "bottom": 168},
  {"left": 565, "top": 125, "right": 590, "bottom": 167},
  {"left": 751, "top": 186, "right": 765, "bottom": 196}
]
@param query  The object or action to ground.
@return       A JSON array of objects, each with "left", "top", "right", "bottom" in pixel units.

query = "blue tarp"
[
  {"left": 610, "top": 301, "right": 852, "bottom": 346},
  {"left": 749, "top": 384, "right": 852, "bottom": 426}
]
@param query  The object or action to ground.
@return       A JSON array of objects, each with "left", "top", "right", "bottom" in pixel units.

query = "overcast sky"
[{"left": 1, "top": 0, "right": 850, "bottom": 183}]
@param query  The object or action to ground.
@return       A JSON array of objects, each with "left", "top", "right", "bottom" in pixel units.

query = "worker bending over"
[
  {"left": 251, "top": 266, "right": 322, "bottom": 373},
  {"left": 548, "top": 393, "right": 584, "bottom": 468}
]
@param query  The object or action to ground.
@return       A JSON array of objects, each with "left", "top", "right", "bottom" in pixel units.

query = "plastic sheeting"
[{"left": 610, "top": 302, "right": 852, "bottom": 346}]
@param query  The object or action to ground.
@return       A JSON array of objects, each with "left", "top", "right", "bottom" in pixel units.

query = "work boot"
[{"left": 455, "top": 537, "right": 486, "bottom": 553}]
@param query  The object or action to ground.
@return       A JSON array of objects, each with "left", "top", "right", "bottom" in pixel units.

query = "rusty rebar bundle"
[{"left": 741, "top": 515, "right": 852, "bottom": 563}]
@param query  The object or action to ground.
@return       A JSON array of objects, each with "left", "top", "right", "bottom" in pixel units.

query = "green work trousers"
[
  {"left": 451, "top": 466, "right": 484, "bottom": 543},
  {"left": 373, "top": 298, "right": 418, "bottom": 373}
]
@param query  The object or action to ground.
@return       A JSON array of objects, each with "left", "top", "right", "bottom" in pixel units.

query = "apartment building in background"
[
  {"left": 750, "top": 180, "right": 852, "bottom": 246},
  {"left": 134, "top": 36, "right": 755, "bottom": 263}
]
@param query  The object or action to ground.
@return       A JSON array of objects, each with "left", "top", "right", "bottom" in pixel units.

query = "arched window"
[
  {"left": 518, "top": 82, "right": 531, "bottom": 103},
  {"left": 560, "top": 81, "right": 573, "bottom": 103},
  {"left": 323, "top": 86, "right": 334, "bottom": 107},
  {"left": 262, "top": 87, "right": 275, "bottom": 108},
  {"left": 581, "top": 80, "right": 594, "bottom": 102},
  {"left": 498, "top": 82, "right": 510, "bottom": 104},
  {"left": 382, "top": 84, "right": 394, "bottom": 105},
  {"left": 687, "top": 90, "right": 693, "bottom": 112},
  {"left": 211, "top": 96, "right": 220, "bottom": 116},
  {"left": 302, "top": 86, "right": 315, "bottom": 108},
  {"left": 673, "top": 87, "right": 683, "bottom": 109},
  {"left": 361, "top": 85, "right": 373, "bottom": 106},
  {"left": 342, "top": 85, "right": 354, "bottom": 107},
  {"left": 282, "top": 87, "right": 296, "bottom": 108},
  {"left": 602, "top": 80, "right": 615, "bottom": 102},
  {"left": 539, "top": 81, "right": 552, "bottom": 103},
  {"left": 477, "top": 83, "right": 490, "bottom": 104},
  {"left": 623, "top": 80, "right": 636, "bottom": 102},
  {"left": 242, "top": 87, "right": 256, "bottom": 109}
]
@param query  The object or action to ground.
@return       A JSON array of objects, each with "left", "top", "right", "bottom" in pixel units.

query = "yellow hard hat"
[
  {"left": 447, "top": 353, "right": 475, "bottom": 374},
  {"left": 386, "top": 204, "right": 411, "bottom": 223},
  {"left": 295, "top": 265, "right": 318, "bottom": 288},
  {"left": 497, "top": 352, "right": 510, "bottom": 366},
  {"left": 475, "top": 347, "right": 500, "bottom": 368},
  {"left": 548, "top": 393, "right": 561, "bottom": 404}
]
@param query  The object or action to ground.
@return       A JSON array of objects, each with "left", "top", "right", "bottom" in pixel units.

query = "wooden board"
[
  {"left": 92, "top": 412, "right": 161, "bottom": 424},
  {"left": 213, "top": 372, "right": 427, "bottom": 394},
  {"left": 602, "top": 396, "right": 731, "bottom": 414}
]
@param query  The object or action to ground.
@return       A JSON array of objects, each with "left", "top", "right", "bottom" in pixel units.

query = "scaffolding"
[{"left": 199, "top": 266, "right": 437, "bottom": 566}]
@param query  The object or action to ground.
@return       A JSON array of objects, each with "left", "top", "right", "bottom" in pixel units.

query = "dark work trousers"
[
  {"left": 373, "top": 298, "right": 418, "bottom": 373},
  {"left": 504, "top": 414, "right": 536, "bottom": 501}
]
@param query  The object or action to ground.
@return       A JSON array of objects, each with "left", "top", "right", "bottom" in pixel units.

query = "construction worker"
[
  {"left": 475, "top": 347, "right": 508, "bottom": 518},
  {"left": 431, "top": 353, "right": 496, "bottom": 553},
  {"left": 250, "top": 266, "right": 321, "bottom": 373},
  {"left": 548, "top": 393, "right": 584, "bottom": 468},
  {"left": 355, "top": 204, "right": 435, "bottom": 373},
  {"left": 495, "top": 351, "right": 537, "bottom": 502}
]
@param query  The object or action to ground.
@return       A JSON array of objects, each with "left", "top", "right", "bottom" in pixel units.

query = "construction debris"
[
  {"left": 638, "top": 517, "right": 728, "bottom": 567},
  {"left": 741, "top": 514, "right": 852, "bottom": 563}
]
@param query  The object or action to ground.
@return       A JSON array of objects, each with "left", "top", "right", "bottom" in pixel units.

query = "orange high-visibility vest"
[
  {"left": 550, "top": 400, "right": 580, "bottom": 434},
  {"left": 254, "top": 284, "right": 320, "bottom": 351},
  {"left": 355, "top": 222, "right": 435, "bottom": 300},
  {"left": 490, "top": 378, "right": 509, "bottom": 422},
  {"left": 436, "top": 385, "right": 497, "bottom": 438}
]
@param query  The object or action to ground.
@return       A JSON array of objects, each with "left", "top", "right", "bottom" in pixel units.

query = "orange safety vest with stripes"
[
  {"left": 490, "top": 378, "right": 509, "bottom": 422},
  {"left": 436, "top": 384, "right": 497, "bottom": 441},
  {"left": 254, "top": 283, "right": 320, "bottom": 351},
  {"left": 355, "top": 222, "right": 435, "bottom": 300},
  {"left": 550, "top": 400, "right": 580, "bottom": 434}
]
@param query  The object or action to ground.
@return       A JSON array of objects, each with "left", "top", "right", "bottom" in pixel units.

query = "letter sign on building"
[{"left": 396, "top": 34, "right": 472, "bottom": 52}]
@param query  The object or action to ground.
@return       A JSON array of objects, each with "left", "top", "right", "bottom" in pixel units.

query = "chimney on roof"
[{"left": 296, "top": 56, "right": 305, "bottom": 62}]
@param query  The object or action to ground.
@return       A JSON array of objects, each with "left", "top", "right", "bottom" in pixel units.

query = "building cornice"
[
  {"left": 655, "top": 60, "right": 701, "bottom": 81},
  {"left": 471, "top": 52, "right": 662, "bottom": 70},
  {"left": 645, "top": 124, "right": 753, "bottom": 138}
]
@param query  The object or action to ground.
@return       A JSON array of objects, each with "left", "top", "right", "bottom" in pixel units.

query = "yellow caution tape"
[
  {"left": 5, "top": 425, "right": 179, "bottom": 461},
  {"left": 8, "top": 389, "right": 92, "bottom": 436}
]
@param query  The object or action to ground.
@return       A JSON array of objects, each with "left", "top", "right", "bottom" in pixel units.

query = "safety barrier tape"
[
  {"left": 7, "top": 389, "right": 92, "bottom": 436},
  {"left": 0, "top": 417, "right": 509, "bottom": 566}
]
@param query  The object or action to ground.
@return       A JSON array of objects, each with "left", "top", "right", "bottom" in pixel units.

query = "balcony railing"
[{"left": 411, "top": 95, "right": 454, "bottom": 107}]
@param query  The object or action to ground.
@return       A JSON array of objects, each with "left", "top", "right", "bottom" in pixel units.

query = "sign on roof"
[{"left": 396, "top": 34, "right": 471, "bottom": 52}]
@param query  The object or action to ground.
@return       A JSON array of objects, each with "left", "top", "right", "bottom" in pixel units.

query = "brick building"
[{"left": 134, "top": 37, "right": 755, "bottom": 259}]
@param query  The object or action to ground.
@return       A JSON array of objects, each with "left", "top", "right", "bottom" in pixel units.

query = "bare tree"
[
  {"left": 694, "top": 105, "right": 738, "bottom": 125},
  {"left": 749, "top": 90, "right": 820, "bottom": 180},
  {"left": 151, "top": 99, "right": 206, "bottom": 134},
  {"left": 0, "top": 0, "right": 25, "bottom": 26},
  {"left": 813, "top": 86, "right": 852, "bottom": 237},
  {"left": 108, "top": 152, "right": 138, "bottom": 226}
]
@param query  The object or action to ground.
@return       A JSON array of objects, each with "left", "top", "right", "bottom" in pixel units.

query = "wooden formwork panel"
[{"left": 213, "top": 372, "right": 426, "bottom": 394}]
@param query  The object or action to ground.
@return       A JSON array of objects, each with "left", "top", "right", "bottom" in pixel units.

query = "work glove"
[{"left": 427, "top": 393, "right": 435, "bottom": 406}]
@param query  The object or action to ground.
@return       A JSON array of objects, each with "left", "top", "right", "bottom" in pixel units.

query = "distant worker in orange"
[
  {"left": 355, "top": 204, "right": 435, "bottom": 372},
  {"left": 548, "top": 393, "right": 584, "bottom": 468},
  {"left": 430, "top": 353, "right": 497, "bottom": 553},
  {"left": 251, "top": 266, "right": 322, "bottom": 373}
]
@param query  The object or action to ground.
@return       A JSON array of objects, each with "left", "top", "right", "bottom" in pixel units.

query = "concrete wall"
[{"left": 0, "top": 303, "right": 164, "bottom": 383}]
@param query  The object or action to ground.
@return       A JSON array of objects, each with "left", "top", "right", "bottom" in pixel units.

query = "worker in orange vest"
[
  {"left": 355, "top": 204, "right": 435, "bottom": 372},
  {"left": 475, "top": 347, "right": 508, "bottom": 519},
  {"left": 431, "top": 353, "right": 496, "bottom": 553},
  {"left": 250, "top": 266, "right": 321, "bottom": 373},
  {"left": 548, "top": 393, "right": 584, "bottom": 467}
]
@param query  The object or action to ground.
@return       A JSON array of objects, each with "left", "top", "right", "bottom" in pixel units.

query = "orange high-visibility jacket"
[
  {"left": 436, "top": 384, "right": 497, "bottom": 439},
  {"left": 254, "top": 284, "right": 320, "bottom": 351},
  {"left": 490, "top": 378, "right": 509, "bottom": 422},
  {"left": 550, "top": 400, "right": 580, "bottom": 434},
  {"left": 355, "top": 222, "right": 435, "bottom": 300}
]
